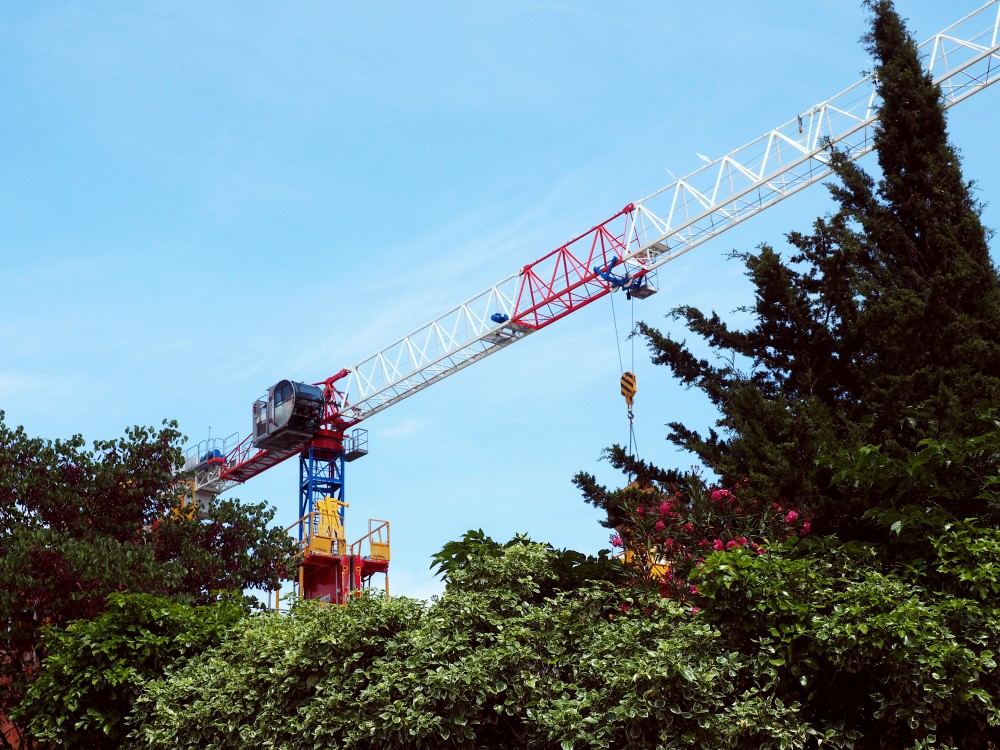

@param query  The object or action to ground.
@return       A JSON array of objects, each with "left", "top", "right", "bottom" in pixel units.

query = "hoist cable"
[
  {"left": 626, "top": 294, "right": 640, "bottom": 474},
  {"left": 611, "top": 289, "right": 641, "bottom": 473},
  {"left": 609, "top": 290, "right": 625, "bottom": 376},
  {"left": 630, "top": 293, "right": 636, "bottom": 375}
]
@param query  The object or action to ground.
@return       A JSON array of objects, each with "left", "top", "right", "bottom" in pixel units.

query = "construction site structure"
[{"left": 180, "top": 2, "right": 1000, "bottom": 605}]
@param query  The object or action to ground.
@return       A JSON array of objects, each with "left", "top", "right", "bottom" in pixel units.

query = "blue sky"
[{"left": 2, "top": 2, "right": 998, "bottom": 600}]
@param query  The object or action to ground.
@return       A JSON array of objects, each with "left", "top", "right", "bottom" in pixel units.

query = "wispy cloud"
[
  {"left": 0, "top": 371, "right": 61, "bottom": 400},
  {"left": 379, "top": 418, "right": 426, "bottom": 440},
  {"left": 0, "top": 371, "right": 35, "bottom": 399}
]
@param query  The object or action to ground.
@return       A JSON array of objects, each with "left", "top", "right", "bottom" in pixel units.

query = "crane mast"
[{"left": 182, "top": 1, "right": 1000, "bottom": 604}]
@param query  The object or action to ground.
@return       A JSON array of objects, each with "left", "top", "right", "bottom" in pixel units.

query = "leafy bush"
[
  {"left": 603, "top": 473, "right": 810, "bottom": 597},
  {"left": 695, "top": 535, "right": 1000, "bottom": 747},
  {"left": 130, "top": 541, "right": 822, "bottom": 749},
  {"left": 14, "top": 592, "right": 246, "bottom": 749}
]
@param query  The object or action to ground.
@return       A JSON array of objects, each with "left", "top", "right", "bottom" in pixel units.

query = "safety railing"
[{"left": 350, "top": 519, "right": 390, "bottom": 562}]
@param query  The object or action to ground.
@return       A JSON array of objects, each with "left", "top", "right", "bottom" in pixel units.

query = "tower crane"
[{"left": 180, "top": 2, "right": 1000, "bottom": 605}]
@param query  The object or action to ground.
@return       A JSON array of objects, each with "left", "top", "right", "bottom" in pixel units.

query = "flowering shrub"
[{"left": 610, "top": 473, "right": 811, "bottom": 598}]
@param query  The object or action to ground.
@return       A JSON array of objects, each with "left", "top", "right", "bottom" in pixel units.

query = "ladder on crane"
[{"left": 182, "top": 1, "right": 1000, "bottom": 605}]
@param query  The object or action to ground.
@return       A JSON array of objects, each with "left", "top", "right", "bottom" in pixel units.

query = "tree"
[
  {"left": 13, "top": 593, "right": 246, "bottom": 749},
  {"left": 0, "top": 413, "right": 298, "bottom": 743},
  {"left": 568, "top": 3, "right": 1000, "bottom": 744},
  {"left": 581, "top": 0, "right": 1000, "bottom": 537}
]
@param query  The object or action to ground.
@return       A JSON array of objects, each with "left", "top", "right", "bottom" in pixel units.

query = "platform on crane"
[
  {"left": 290, "top": 514, "right": 391, "bottom": 603},
  {"left": 344, "top": 428, "right": 369, "bottom": 462},
  {"left": 483, "top": 319, "right": 533, "bottom": 345},
  {"left": 182, "top": 432, "right": 239, "bottom": 472},
  {"left": 300, "top": 552, "right": 390, "bottom": 603},
  {"left": 625, "top": 274, "right": 658, "bottom": 300}
]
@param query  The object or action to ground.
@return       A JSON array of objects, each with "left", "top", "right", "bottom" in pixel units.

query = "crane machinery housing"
[{"left": 180, "top": 1, "right": 1000, "bottom": 605}]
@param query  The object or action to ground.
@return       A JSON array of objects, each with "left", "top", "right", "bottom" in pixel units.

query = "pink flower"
[
  {"left": 711, "top": 488, "right": 732, "bottom": 502},
  {"left": 726, "top": 539, "right": 738, "bottom": 549},
  {"left": 636, "top": 506, "right": 645, "bottom": 515},
  {"left": 610, "top": 534, "right": 623, "bottom": 548},
  {"left": 689, "top": 584, "right": 699, "bottom": 595},
  {"left": 738, "top": 536, "right": 748, "bottom": 547},
  {"left": 659, "top": 501, "right": 672, "bottom": 514},
  {"left": 801, "top": 521, "right": 811, "bottom": 535},
  {"left": 683, "top": 522, "right": 695, "bottom": 533},
  {"left": 690, "top": 605, "right": 701, "bottom": 614},
  {"left": 712, "top": 539, "right": 724, "bottom": 552},
  {"left": 785, "top": 510, "right": 799, "bottom": 524},
  {"left": 654, "top": 520, "right": 666, "bottom": 532}
]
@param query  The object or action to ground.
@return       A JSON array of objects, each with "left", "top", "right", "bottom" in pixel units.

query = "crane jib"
[
  {"left": 337, "top": 5, "right": 1000, "bottom": 424},
  {"left": 184, "top": 1, "right": 1000, "bottom": 500}
]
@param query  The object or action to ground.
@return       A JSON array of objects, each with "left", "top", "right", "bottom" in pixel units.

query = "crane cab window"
[{"left": 273, "top": 381, "right": 293, "bottom": 426}]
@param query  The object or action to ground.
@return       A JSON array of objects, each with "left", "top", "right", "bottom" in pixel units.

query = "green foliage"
[
  {"left": 129, "top": 524, "right": 1000, "bottom": 748},
  {"left": 430, "top": 528, "right": 623, "bottom": 593},
  {"left": 133, "top": 535, "right": 828, "bottom": 750},
  {"left": 930, "top": 522, "right": 1000, "bottom": 602},
  {"left": 695, "top": 534, "right": 1000, "bottom": 748},
  {"left": 824, "top": 412, "right": 1000, "bottom": 537},
  {"left": 130, "top": 540, "right": 822, "bottom": 750},
  {"left": 13, "top": 593, "right": 245, "bottom": 749},
  {"left": 0, "top": 412, "right": 298, "bottom": 738},
  {"left": 130, "top": 593, "right": 424, "bottom": 750}
]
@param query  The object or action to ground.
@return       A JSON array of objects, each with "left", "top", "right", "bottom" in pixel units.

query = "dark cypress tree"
[{"left": 578, "top": 0, "right": 1000, "bottom": 536}]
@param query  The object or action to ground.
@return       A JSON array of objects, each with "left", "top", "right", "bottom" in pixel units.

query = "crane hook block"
[{"left": 620, "top": 371, "right": 637, "bottom": 408}]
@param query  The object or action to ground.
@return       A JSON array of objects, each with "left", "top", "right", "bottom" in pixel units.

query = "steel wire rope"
[
  {"left": 608, "top": 290, "right": 639, "bottom": 469},
  {"left": 609, "top": 287, "right": 625, "bottom": 375},
  {"left": 629, "top": 293, "right": 638, "bottom": 457},
  {"left": 627, "top": 293, "right": 638, "bottom": 460}
]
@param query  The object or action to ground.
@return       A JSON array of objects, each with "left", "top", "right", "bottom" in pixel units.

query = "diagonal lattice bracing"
[{"left": 332, "top": 1, "right": 1000, "bottom": 426}]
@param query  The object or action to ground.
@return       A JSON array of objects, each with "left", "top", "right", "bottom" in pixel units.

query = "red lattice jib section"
[{"left": 512, "top": 205, "right": 636, "bottom": 330}]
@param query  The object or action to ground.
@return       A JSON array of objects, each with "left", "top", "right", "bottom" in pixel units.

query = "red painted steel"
[{"left": 512, "top": 205, "right": 640, "bottom": 330}]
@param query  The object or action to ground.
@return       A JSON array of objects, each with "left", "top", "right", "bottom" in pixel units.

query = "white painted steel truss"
[
  {"left": 337, "top": 282, "right": 527, "bottom": 421},
  {"left": 338, "top": 1, "right": 1000, "bottom": 423}
]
